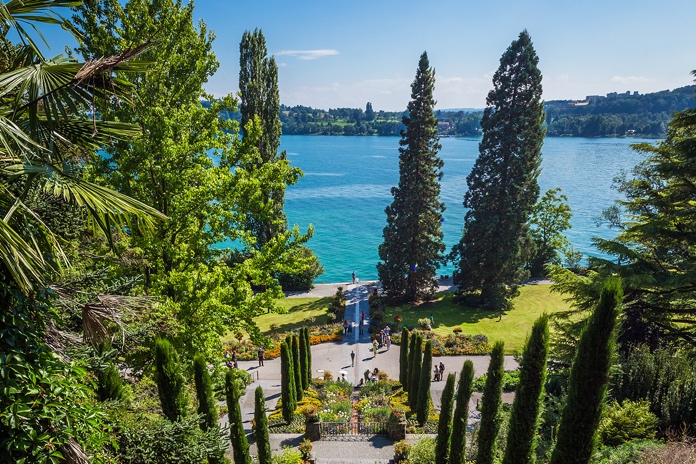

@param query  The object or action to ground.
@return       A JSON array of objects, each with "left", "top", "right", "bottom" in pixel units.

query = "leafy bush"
[
  {"left": 473, "top": 370, "right": 520, "bottom": 392},
  {"left": 592, "top": 439, "right": 664, "bottom": 464},
  {"left": 394, "top": 440, "right": 411, "bottom": 463},
  {"left": 418, "top": 318, "right": 431, "bottom": 330},
  {"left": 409, "top": 437, "right": 436, "bottom": 464},
  {"left": 226, "top": 368, "right": 252, "bottom": 398},
  {"left": 611, "top": 345, "right": 696, "bottom": 433},
  {"left": 299, "top": 438, "right": 313, "bottom": 459},
  {"left": 117, "top": 413, "right": 227, "bottom": 463},
  {"left": 599, "top": 400, "right": 658, "bottom": 447},
  {"left": 270, "top": 446, "right": 304, "bottom": 464}
]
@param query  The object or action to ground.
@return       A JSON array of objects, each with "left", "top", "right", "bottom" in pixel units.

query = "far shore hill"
[{"left": 204, "top": 84, "right": 696, "bottom": 139}]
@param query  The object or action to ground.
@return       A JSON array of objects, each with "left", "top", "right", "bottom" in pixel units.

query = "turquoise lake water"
[{"left": 237, "top": 135, "right": 652, "bottom": 283}]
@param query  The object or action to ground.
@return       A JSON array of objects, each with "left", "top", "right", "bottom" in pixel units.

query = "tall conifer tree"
[
  {"left": 292, "top": 335, "right": 303, "bottom": 401},
  {"left": 450, "top": 360, "right": 475, "bottom": 464},
  {"left": 153, "top": 337, "right": 188, "bottom": 422},
  {"left": 453, "top": 30, "right": 545, "bottom": 310},
  {"left": 550, "top": 279, "right": 622, "bottom": 464},
  {"left": 193, "top": 354, "right": 218, "bottom": 432},
  {"left": 400, "top": 328, "right": 410, "bottom": 388},
  {"left": 299, "top": 328, "right": 309, "bottom": 389},
  {"left": 377, "top": 51, "right": 445, "bottom": 302},
  {"left": 476, "top": 341, "right": 505, "bottom": 464},
  {"left": 226, "top": 370, "right": 251, "bottom": 464},
  {"left": 410, "top": 334, "right": 423, "bottom": 410},
  {"left": 304, "top": 327, "right": 312, "bottom": 385},
  {"left": 280, "top": 341, "right": 296, "bottom": 423},
  {"left": 238, "top": 29, "right": 321, "bottom": 286},
  {"left": 254, "top": 386, "right": 272, "bottom": 464},
  {"left": 502, "top": 315, "right": 550, "bottom": 464},
  {"left": 417, "top": 340, "right": 433, "bottom": 425},
  {"left": 436, "top": 373, "right": 456, "bottom": 464}
]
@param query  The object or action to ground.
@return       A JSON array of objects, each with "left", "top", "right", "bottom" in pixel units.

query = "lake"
[{"left": 250, "top": 135, "right": 652, "bottom": 283}]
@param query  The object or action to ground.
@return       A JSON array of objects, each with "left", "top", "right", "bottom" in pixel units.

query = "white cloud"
[
  {"left": 609, "top": 75, "right": 656, "bottom": 84},
  {"left": 274, "top": 49, "right": 340, "bottom": 60}
]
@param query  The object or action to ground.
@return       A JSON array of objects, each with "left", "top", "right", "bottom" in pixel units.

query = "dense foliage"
[
  {"left": 417, "top": 340, "right": 433, "bottom": 425},
  {"left": 435, "top": 373, "right": 455, "bottom": 464},
  {"left": 378, "top": 51, "right": 446, "bottom": 302},
  {"left": 476, "top": 341, "right": 505, "bottom": 464},
  {"left": 502, "top": 315, "right": 549, "bottom": 464},
  {"left": 453, "top": 30, "right": 546, "bottom": 310},
  {"left": 450, "top": 360, "right": 475, "bottom": 464},
  {"left": 254, "top": 386, "right": 272, "bottom": 464},
  {"left": 551, "top": 279, "right": 622, "bottom": 464}
]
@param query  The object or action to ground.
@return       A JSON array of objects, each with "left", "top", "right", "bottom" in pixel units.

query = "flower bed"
[
  {"left": 390, "top": 330, "right": 491, "bottom": 355},
  {"left": 225, "top": 324, "right": 343, "bottom": 361}
]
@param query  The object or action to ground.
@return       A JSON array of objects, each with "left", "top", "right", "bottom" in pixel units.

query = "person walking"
[
  {"left": 232, "top": 351, "right": 238, "bottom": 369},
  {"left": 372, "top": 339, "right": 378, "bottom": 358},
  {"left": 386, "top": 335, "right": 391, "bottom": 351},
  {"left": 257, "top": 347, "right": 265, "bottom": 367},
  {"left": 364, "top": 369, "right": 370, "bottom": 383},
  {"left": 352, "top": 271, "right": 356, "bottom": 284},
  {"left": 350, "top": 350, "right": 355, "bottom": 367},
  {"left": 343, "top": 319, "right": 348, "bottom": 334},
  {"left": 439, "top": 361, "right": 445, "bottom": 380},
  {"left": 359, "top": 318, "right": 364, "bottom": 335}
]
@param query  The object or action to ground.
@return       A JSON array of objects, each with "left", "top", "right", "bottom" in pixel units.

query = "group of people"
[
  {"left": 223, "top": 346, "right": 266, "bottom": 369},
  {"left": 433, "top": 361, "right": 446, "bottom": 381},
  {"left": 357, "top": 367, "right": 381, "bottom": 386}
]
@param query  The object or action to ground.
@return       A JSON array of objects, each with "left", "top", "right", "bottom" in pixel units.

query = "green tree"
[
  {"left": 436, "top": 373, "right": 456, "bottom": 464},
  {"left": 226, "top": 369, "right": 251, "bottom": 464},
  {"left": 304, "top": 327, "right": 312, "bottom": 385},
  {"left": 550, "top": 279, "right": 622, "bottom": 464},
  {"left": 409, "top": 334, "right": 423, "bottom": 409},
  {"left": 292, "top": 334, "right": 303, "bottom": 401},
  {"left": 453, "top": 30, "right": 545, "bottom": 310},
  {"left": 417, "top": 340, "right": 433, "bottom": 425},
  {"left": 527, "top": 188, "right": 572, "bottom": 276},
  {"left": 450, "top": 360, "right": 475, "bottom": 464},
  {"left": 254, "top": 386, "right": 272, "bottom": 464},
  {"left": 238, "top": 30, "right": 321, "bottom": 289},
  {"left": 400, "top": 328, "right": 410, "bottom": 388},
  {"left": 502, "top": 315, "right": 550, "bottom": 464},
  {"left": 299, "top": 328, "right": 309, "bottom": 390},
  {"left": 193, "top": 354, "right": 218, "bottom": 432},
  {"left": 366, "top": 101, "right": 376, "bottom": 121},
  {"left": 377, "top": 51, "right": 445, "bottom": 303},
  {"left": 560, "top": 77, "right": 696, "bottom": 347},
  {"left": 97, "top": 363, "right": 125, "bottom": 402},
  {"left": 154, "top": 337, "right": 188, "bottom": 422},
  {"left": 73, "top": 0, "right": 313, "bottom": 361},
  {"left": 280, "top": 341, "right": 296, "bottom": 423},
  {"left": 476, "top": 341, "right": 505, "bottom": 464}
]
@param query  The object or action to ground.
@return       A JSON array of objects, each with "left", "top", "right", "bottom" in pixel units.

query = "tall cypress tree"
[
  {"left": 453, "top": 30, "right": 545, "bottom": 310},
  {"left": 238, "top": 29, "right": 321, "bottom": 288},
  {"left": 450, "top": 360, "right": 475, "bottom": 464},
  {"left": 502, "top": 315, "right": 550, "bottom": 464},
  {"left": 400, "top": 328, "right": 410, "bottom": 388},
  {"left": 280, "top": 341, "right": 296, "bottom": 423},
  {"left": 436, "top": 373, "right": 456, "bottom": 464},
  {"left": 377, "top": 51, "right": 445, "bottom": 303},
  {"left": 193, "top": 354, "right": 218, "bottom": 432},
  {"left": 153, "top": 337, "right": 188, "bottom": 422},
  {"left": 292, "top": 335, "right": 303, "bottom": 401},
  {"left": 406, "top": 333, "right": 418, "bottom": 393},
  {"left": 417, "top": 340, "right": 433, "bottom": 425},
  {"left": 410, "top": 335, "right": 423, "bottom": 409},
  {"left": 298, "top": 330, "right": 308, "bottom": 390},
  {"left": 254, "top": 386, "right": 272, "bottom": 464},
  {"left": 226, "top": 370, "right": 251, "bottom": 464},
  {"left": 550, "top": 279, "right": 622, "bottom": 464},
  {"left": 476, "top": 341, "right": 505, "bottom": 464},
  {"left": 304, "top": 327, "right": 312, "bottom": 385}
]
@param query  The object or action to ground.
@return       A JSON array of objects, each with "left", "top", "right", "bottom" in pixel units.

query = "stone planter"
[
  {"left": 388, "top": 421, "right": 407, "bottom": 441},
  {"left": 305, "top": 421, "right": 321, "bottom": 441}
]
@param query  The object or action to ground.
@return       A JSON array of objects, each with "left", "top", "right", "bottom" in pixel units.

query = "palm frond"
[{"left": 0, "top": 217, "right": 46, "bottom": 292}]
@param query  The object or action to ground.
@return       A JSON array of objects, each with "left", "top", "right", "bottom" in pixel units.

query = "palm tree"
[{"left": 0, "top": 0, "right": 165, "bottom": 294}]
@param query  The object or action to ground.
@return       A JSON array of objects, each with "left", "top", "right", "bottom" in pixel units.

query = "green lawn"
[
  {"left": 221, "top": 297, "right": 333, "bottom": 343},
  {"left": 384, "top": 284, "right": 571, "bottom": 353}
]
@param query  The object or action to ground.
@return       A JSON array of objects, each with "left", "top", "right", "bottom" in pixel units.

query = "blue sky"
[{"left": 42, "top": 0, "right": 696, "bottom": 111}]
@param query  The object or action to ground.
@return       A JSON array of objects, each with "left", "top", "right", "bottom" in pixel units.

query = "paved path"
[{"left": 223, "top": 282, "right": 519, "bottom": 461}]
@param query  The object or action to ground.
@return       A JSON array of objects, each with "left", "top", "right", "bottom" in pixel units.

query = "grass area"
[
  {"left": 384, "top": 284, "right": 571, "bottom": 353},
  {"left": 221, "top": 297, "right": 333, "bottom": 343}
]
